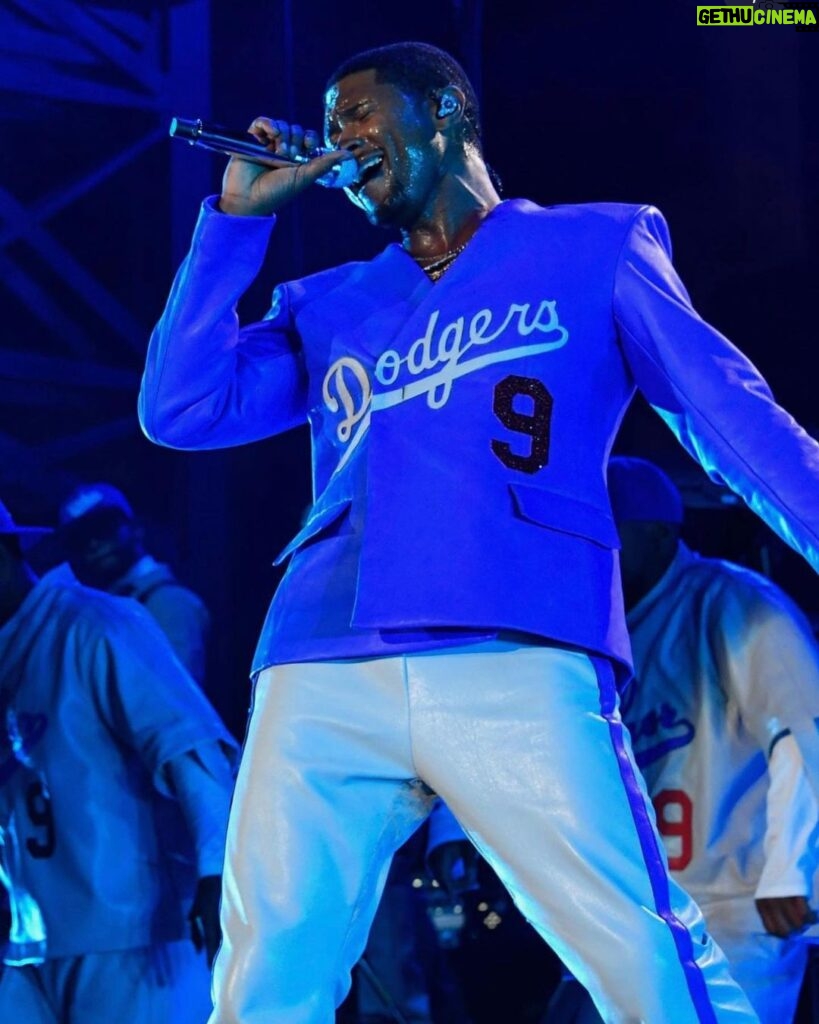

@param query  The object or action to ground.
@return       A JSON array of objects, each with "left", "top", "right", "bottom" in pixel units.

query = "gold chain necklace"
[{"left": 411, "top": 241, "right": 469, "bottom": 282}]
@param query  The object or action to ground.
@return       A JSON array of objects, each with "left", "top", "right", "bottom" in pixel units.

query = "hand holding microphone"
[{"left": 170, "top": 116, "right": 358, "bottom": 216}]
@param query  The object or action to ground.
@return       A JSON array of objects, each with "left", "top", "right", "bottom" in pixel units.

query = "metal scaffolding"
[{"left": 0, "top": 0, "right": 211, "bottom": 508}]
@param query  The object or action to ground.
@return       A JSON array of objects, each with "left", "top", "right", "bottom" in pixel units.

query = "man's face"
[
  {"left": 616, "top": 518, "right": 678, "bottom": 611},
  {"left": 324, "top": 69, "right": 444, "bottom": 228},
  {"left": 616, "top": 520, "right": 656, "bottom": 595},
  {"left": 63, "top": 511, "right": 140, "bottom": 590}
]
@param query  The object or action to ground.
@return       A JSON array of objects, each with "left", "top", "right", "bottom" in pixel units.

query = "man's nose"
[{"left": 336, "top": 128, "right": 365, "bottom": 153}]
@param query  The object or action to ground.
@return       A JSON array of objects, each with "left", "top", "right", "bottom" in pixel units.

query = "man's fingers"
[
  {"left": 756, "top": 895, "right": 814, "bottom": 937},
  {"left": 298, "top": 149, "right": 357, "bottom": 188},
  {"left": 189, "top": 909, "right": 221, "bottom": 963},
  {"left": 188, "top": 913, "right": 204, "bottom": 951},
  {"left": 246, "top": 116, "right": 292, "bottom": 156},
  {"left": 246, "top": 117, "right": 322, "bottom": 161},
  {"left": 247, "top": 116, "right": 278, "bottom": 148},
  {"left": 289, "top": 123, "right": 305, "bottom": 159},
  {"left": 189, "top": 876, "right": 223, "bottom": 966},
  {"left": 203, "top": 915, "right": 222, "bottom": 967},
  {"left": 270, "top": 120, "right": 291, "bottom": 156},
  {"left": 784, "top": 895, "right": 813, "bottom": 930}
]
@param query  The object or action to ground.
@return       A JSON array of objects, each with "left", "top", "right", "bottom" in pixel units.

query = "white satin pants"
[{"left": 210, "top": 642, "right": 759, "bottom": 1024}]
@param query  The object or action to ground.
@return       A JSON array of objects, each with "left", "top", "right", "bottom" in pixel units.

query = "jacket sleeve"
[
  {"left": 143, "top": 584, "right": 210, "bottom": 686},
  {"left": 756, "top": 735, "right": 818, "bottom": 899},
  {"left": 713, "top": 574, "right": 819, "bottom": 755},
  {"left": 85, "top": 597, "right": 237, "bottom": 789},
  {"left": 613, "top": 205, "right": 819, "bottom": 573},
  {"left": 712, "top": 580, "right": 819, "bottom": 896},
  {"left": 138, "top": 198, "right": 309, "bottom": 450},
  {"left": 162, "top": 744, "right": 236, "bottom": 877}
]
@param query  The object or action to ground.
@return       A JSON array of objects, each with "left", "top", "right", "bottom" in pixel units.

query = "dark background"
[{"left": 1, "top": 1, "right": 817, "bottom": 734}]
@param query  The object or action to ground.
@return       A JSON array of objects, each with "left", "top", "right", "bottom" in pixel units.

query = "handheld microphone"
[{"left": 168, "top": 117, "right": 359, "bottom": 190}]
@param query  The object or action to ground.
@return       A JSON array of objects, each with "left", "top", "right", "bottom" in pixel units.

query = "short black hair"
[{"left": 326, "top": 41, "right": 482, "bottom": 148}]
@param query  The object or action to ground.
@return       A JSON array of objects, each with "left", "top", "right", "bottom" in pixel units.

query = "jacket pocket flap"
[
  {"left": 273, "top": 499, "right": 352, "bottom": 566},
  {"left": 509, "top": 483, "right": 620, "bottom": 549}
]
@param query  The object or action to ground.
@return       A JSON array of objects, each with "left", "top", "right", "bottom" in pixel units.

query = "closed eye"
[{"left": 325, "top": 101, "right": 375, "bottom": 145}]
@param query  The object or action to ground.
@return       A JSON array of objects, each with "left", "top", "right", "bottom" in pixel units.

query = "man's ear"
[{"left": 432, "top": 86, "right": 466, "bottom": 130}]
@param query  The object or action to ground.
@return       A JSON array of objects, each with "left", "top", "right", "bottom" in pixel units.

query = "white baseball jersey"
[
  {"left": 110, "top": 554, "right": 210, "bottom": 685},
  {"left": 621, "top": 542, "right": 819, "bottom": 1019},
  {"left": 0, "top": 566, "right": 235, "bottom": 964}
]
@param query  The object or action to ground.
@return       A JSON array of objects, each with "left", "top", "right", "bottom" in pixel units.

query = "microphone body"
[{"left": 169, "top": 117, "right": 358, "bottom": 190}]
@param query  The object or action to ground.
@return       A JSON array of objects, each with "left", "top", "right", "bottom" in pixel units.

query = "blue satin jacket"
[{"left": 140, "top": 198, "right": 819, "bottom": 675}]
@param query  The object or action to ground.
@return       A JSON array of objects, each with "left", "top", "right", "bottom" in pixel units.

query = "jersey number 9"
[{"left": 25, "top": 779, "right": 56, "bottom": 859}]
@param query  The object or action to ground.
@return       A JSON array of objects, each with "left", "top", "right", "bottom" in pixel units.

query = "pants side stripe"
[{"left": 592, "top": 656, "right": 718, "bottom": 1024}]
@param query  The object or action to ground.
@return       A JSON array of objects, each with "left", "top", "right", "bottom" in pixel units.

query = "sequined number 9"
[
  {"left": 652, "top": 789, "right": 692, "bottom": 871},
  {"left": 491, "top": 375, "right": 553, "bottom": 474},
  {"left": 25, "top": 779, "right": 56, "bottom": 859}
]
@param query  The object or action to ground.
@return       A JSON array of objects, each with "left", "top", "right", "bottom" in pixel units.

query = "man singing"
[{"left": 140, "top": 41, "right": 819, "bottom": 1024}]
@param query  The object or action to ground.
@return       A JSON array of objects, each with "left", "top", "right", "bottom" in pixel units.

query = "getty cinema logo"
[{"left": 697, "top": 0, "right": 817, "bottom": 27}]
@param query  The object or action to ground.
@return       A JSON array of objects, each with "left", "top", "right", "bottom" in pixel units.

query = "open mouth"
[{"left": 350, "top": 151, "right": 384, "bottom": 193}]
